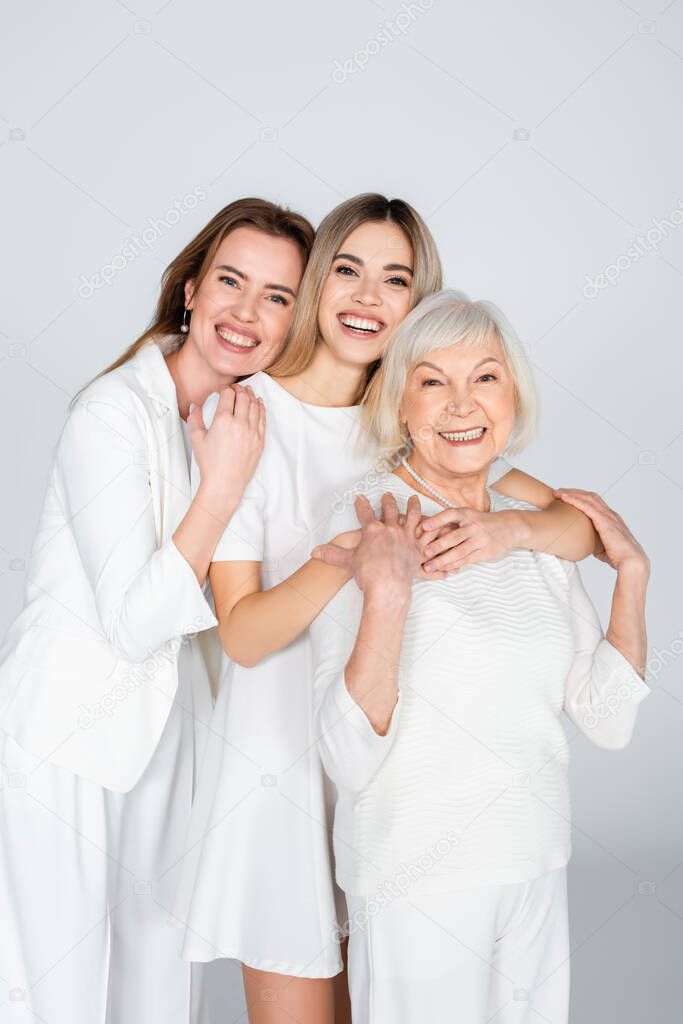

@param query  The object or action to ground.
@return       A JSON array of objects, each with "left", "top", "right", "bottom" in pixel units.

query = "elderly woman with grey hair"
[{"left": 310, "top": 290, "right": 651, "bottom": 1024}]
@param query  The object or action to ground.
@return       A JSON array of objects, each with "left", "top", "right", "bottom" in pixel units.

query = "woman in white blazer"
[{"left": 0, "top": 198, "right": 313, "bottom": 1024}]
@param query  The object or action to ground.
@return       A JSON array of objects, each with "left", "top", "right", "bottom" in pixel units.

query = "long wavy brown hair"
[{"left": 76, "top": 197, "right": 314, "bottom": 399}]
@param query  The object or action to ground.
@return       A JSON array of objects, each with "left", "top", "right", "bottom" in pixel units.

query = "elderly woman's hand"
[
  {"left": 552, "top": 488, "right": 650, "bottom": 576},
  {"left": 314, "top": 507, "right": 449, "bottom": 582},
  {"left": 312, "top": 493, "right": 424, "bottom": 598},
  {"left": 417, "top": 507, "right": 521, "bottom": 574}
]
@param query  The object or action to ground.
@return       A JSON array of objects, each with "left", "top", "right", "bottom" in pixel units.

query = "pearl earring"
[{"left": 180, "top": 308, "right": 190, "bottom": 334}]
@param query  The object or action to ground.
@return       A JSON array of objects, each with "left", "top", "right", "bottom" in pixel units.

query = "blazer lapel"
[{"left": 131, "top": 342, "right": 192, "bottom": 543}]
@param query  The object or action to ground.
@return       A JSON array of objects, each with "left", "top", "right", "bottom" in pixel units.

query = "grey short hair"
[{"left": 361, "top": 288, "right": 538, "bottom": 460}]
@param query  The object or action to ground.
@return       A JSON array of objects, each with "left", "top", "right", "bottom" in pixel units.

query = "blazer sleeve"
[
  {"left": 311, "top": 579, "right": 401, "bottom": 795},
  {"left": 561, "top": 560, "right": 651, "bottom": 749},
  {"left": 54, "top": 397, "right": 217, "bottom": 662}
]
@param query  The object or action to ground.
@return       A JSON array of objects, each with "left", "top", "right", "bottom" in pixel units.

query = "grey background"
[{"left": 1, "top": 0, "right": 682, "bottom": 1020}]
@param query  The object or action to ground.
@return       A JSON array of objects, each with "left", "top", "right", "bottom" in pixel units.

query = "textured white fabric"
[
  {"left": 345, "top": 867, "right": 570, "bottom": 1024},
  {"left": 312, "top": 471, "right": 651, "bottom": 896},
  {"left": 174, "top": 373, "right": 511, "bottom": 977}
]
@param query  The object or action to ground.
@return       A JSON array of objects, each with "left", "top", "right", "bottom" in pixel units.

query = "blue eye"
[
  {"left": 268, "top": 294, "right": 288, "bottom": 306},
  {"left": 478, "top": 373, "right": 497, "bottom": 382},
  {"left": 219, "top": 275, "right": 239, "bottom": 287}
]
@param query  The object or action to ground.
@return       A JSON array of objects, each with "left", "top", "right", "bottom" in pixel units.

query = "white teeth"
[
  {"left": 340, "top": 316, "right": 382, "bottom": 333},
  {"left": 216, "top": 326, "right": 259, "bottom": 348},
  {"left": 440, "top": 427, "right": 485, "bottom": 441}
]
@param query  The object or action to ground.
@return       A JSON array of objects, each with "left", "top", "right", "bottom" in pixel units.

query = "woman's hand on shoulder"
[
  {"left": 417, "top": 505, "right": 519, "bottom": 574},
  {"left": 189, "top": 384, "right": 265, "bottom": 503},
  {"left": 552, "top": 488, "right": 650, "bottom": 577},
  {"left": 313, "top": 506, "right": 452, "bottom": 581},
  {"left": 312, "top": 493, "right": 424, "bottom": 601}
]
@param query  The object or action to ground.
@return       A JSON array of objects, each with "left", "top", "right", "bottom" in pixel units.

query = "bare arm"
[
  {"left": 175, "top": 386, "right": 265, "bottom": 587},
  {"left": 173, "top": 481, "right": 243, "bottom": 589},
  {"left": 563, "top": 559, "right": 650, "bottom": 748},
  {"left": 605, "top": 563, "right": 649, "bottom": 677},
  {"left": 419, "top": 467, "right": 600, "bottom": 574},
  {"left": 556, "top": 488, "right": 650, "bottom": 677},
  {"left": 210, "top": 532, "right": 359, "bottom": 668},
  {"left": 311, "top": 495, "right": 421, "bottom": 795},
  {"left": 557, "top": 489, "right": 651, "bottom": 748},
  {"left": 491, "top": 468, "right": 598, "bottom": 560},
  {"left": 56, "top": 386, "right": 261, "bottom": 662},
  {"left": 321, "top": 493, "right": 422, "bottom": 734},
  {"left": 343, "top": 591, "right": 410, "bottom": 735}
]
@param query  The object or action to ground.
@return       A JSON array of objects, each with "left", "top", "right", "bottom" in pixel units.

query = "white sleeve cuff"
[
  {"left": 106, "top": 538, "right": 218, "bottom": 661},
  {"left": 331, "top": 671, "right": 402, "bottom": 744},
  {"left": 166, "top": 538, "right": 220, "bottom": 634},
  {"left": 575, "top": 637, "right": 651, "bottom": 747},
  {"left": 594, "top": 637, "right": 651, "bottom": 701},
  {"left": 315, "top": 671, "right": 402, "bottom": 794}
]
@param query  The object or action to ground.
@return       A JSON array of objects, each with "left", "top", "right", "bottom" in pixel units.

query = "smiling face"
[
  {"left": 317, "top": 220, "right": 414, "bottom": 368},
  {"left": 400, "top": 334, "right": 517, "bottom": 482},
  {"left": 183, "top": 225, "right": 304, "bottom": 377}
]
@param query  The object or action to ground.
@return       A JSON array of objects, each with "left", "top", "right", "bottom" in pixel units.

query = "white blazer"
[{"left": 0, "top": 340, "right": 218, "bottom": 792}]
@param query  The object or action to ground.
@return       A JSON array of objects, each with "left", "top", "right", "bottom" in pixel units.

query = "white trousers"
[
  {"left": 0, "top": 730, "right": 123, "bottom": 1023},
  {"left": 345, "top": 867, "right": 570, "bottom": 1024},
  {"left": 0, "top": 649, "right": 209, "bottom": 1024}
]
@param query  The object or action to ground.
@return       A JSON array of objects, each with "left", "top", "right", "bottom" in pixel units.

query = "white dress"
[{"left": 173, "top": 371, "right": 509, "bottom": 977}]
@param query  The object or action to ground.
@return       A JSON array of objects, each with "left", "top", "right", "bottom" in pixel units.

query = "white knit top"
[{"left": 310, "top": 471, "right": 651, "bottom": 897}]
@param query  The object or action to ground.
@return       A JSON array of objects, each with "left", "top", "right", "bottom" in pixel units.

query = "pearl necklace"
[
  {"left": 400, "top": 457, "right": 496, "bottom": 513},
  {"left": 400, "top": 457, "right": 456, "bottom": 509}
]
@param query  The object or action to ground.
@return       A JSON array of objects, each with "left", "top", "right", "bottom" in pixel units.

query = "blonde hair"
[
  {"left": 362, "top": 288, "right": 538, "bottom": 460},
  {"left": 73, "top": 197, "right": 314, "bottom": 403},
  {"left": 267, "top": 193, "right": 443, "bottom": 401}
]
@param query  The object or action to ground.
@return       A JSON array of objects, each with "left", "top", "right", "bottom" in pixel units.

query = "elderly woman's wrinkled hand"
[
  {"left": 416, "top": 506, "right": 520, "bottom": 574},
  {"left": 552, "top": 488, "right": 650, "bottom": 576},
  {"left": 312, "top": 493, "right": 431, "bottom": 594}
]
